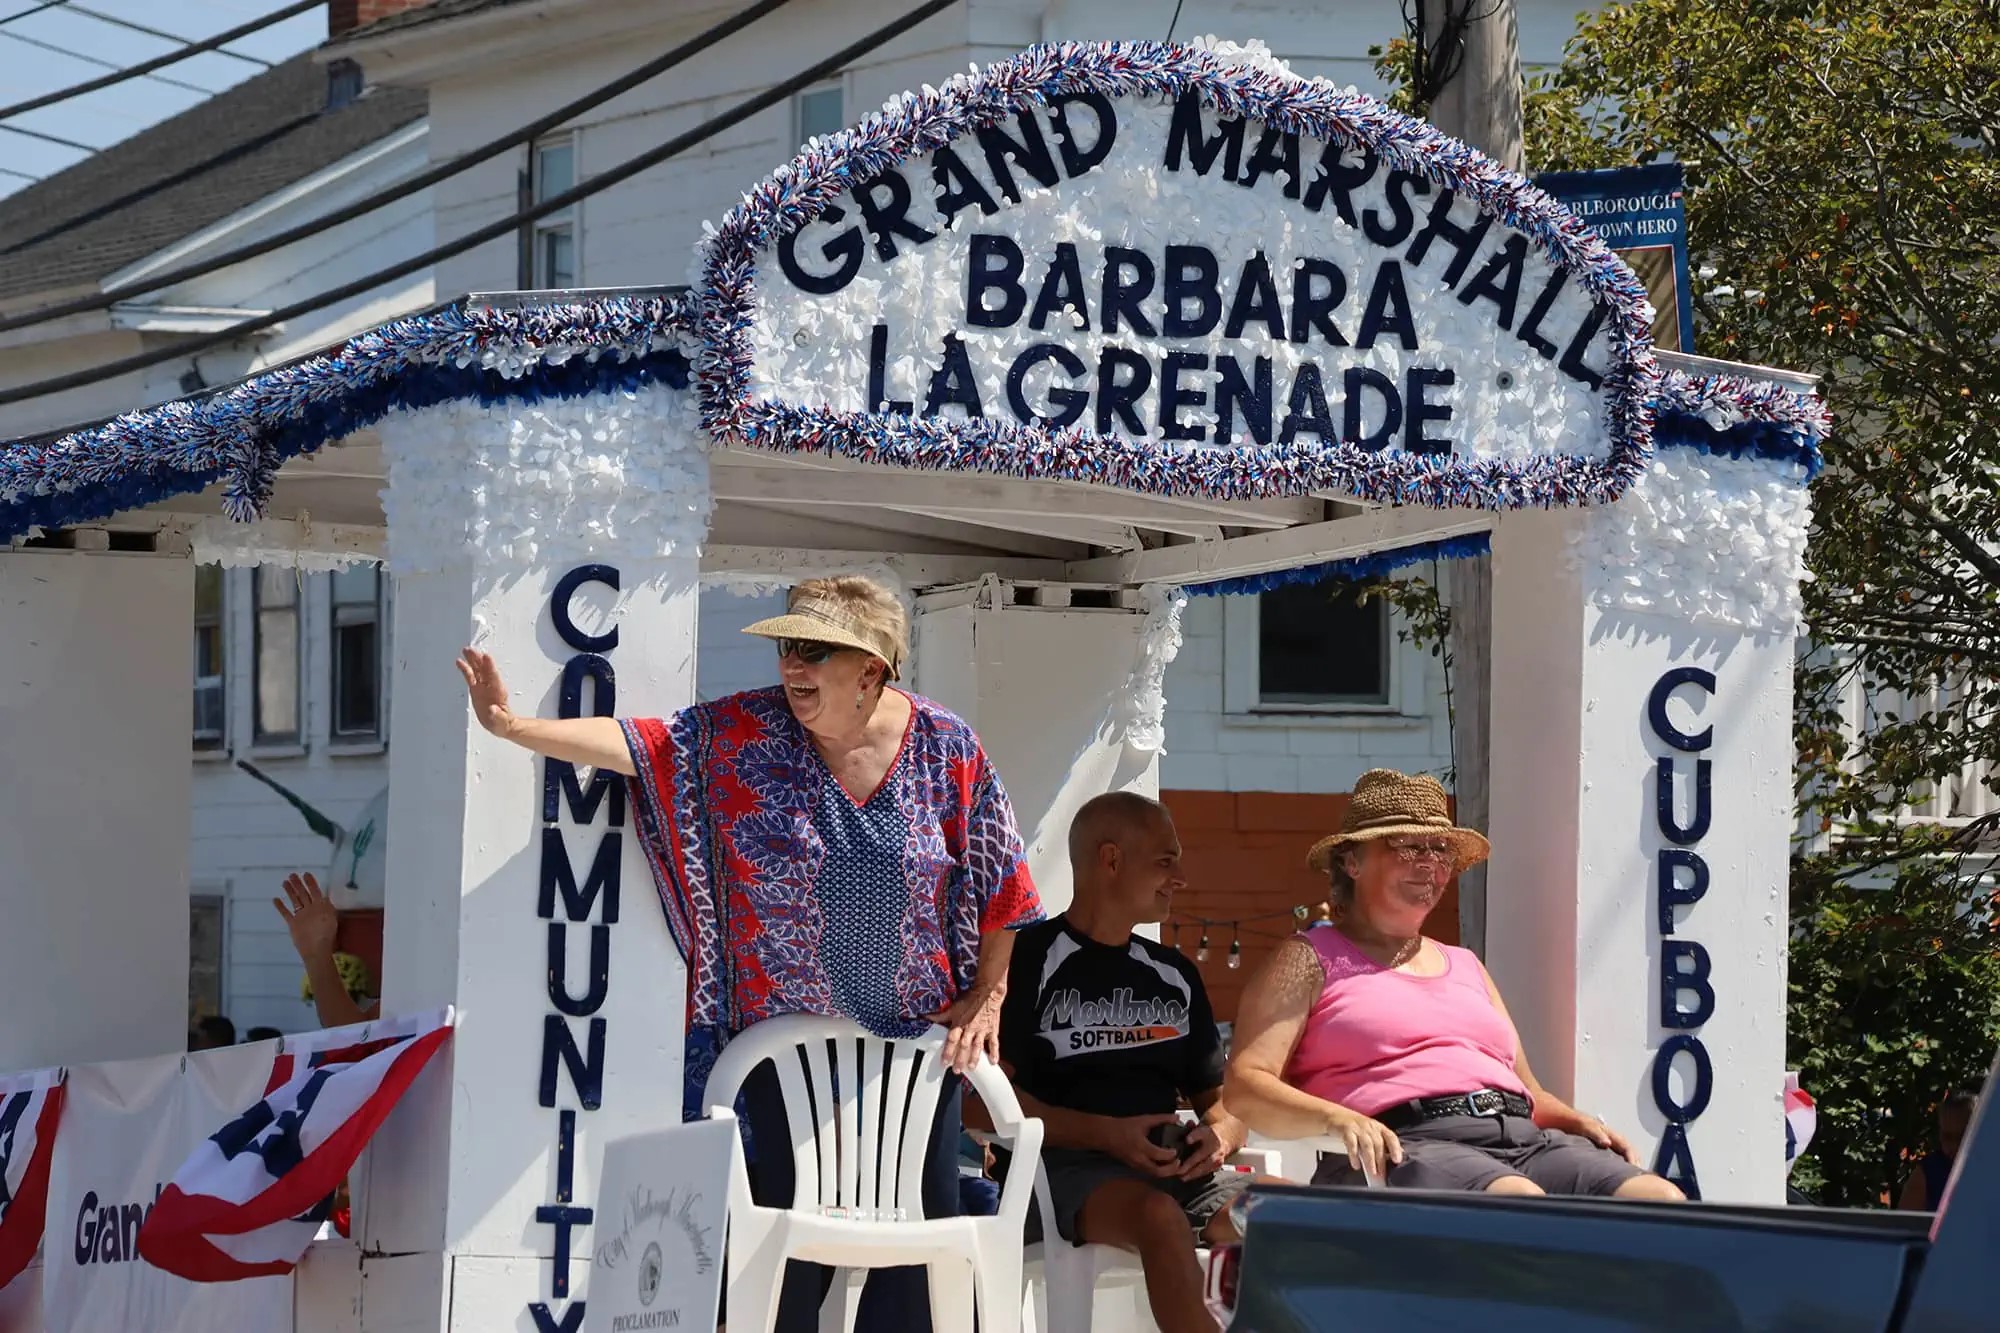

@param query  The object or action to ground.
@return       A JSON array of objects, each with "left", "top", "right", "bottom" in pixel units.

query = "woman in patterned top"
[{"left": 456, "top": 574, "right": 1042, "bottom": 1333}]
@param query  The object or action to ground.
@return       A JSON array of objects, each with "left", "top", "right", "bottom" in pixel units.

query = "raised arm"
[
  {"left": 274, "top": 872, "right": 378, "bottom": 1030},
  {"left": 1225, "top": 937, "right": 1403, "bottom": 1178},
  {"left": 457, "top": 648, "right": 635, "bottom": 776}
]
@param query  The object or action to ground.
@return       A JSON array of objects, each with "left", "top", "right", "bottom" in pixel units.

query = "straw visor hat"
[
  {"left": 741, "top": 591, "right": 905, "bottom": 680},
  {"left": 1305, "top": 768, "right": 1491, "bottom": 874}
]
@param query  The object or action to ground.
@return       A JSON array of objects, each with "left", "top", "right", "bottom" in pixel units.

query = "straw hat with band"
[
  {"left": 742, "top": 594, "right": 905, "bottom": 680},
  {"left": 1306, "top": 768, "right": 1490, "bottom": 874}
]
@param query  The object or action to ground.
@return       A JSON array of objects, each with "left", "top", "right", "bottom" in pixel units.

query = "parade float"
[{"left": 0, "top": 39, "right": 1824, "bottom": 1333}]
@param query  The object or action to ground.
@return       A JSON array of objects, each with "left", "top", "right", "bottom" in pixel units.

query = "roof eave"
[
  {"left": 317, "top": 0, "right": 576, "bottom": 80},
  {"left": 317, "top": 0, "right": 738, "bottom": 87}
]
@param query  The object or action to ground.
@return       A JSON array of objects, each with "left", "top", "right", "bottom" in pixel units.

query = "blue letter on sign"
[
  {"left": 551, "top": 564, "right": 619, "bottom": 653},
  {"left": 538, "top": 828, "right": 620, "bottom": 924},
  {"left": 1646, "top": 666, "right": 1716, "bottom": 752},
  {"left": 1655, "top": 755, "right": 1712, "bottom": 845},
  {"left": 1659, "top": 940, "right": 1716, "bottom": 1029},
  {"left": 1656, "top": 849, "right": 1708, "bottom": 935}
]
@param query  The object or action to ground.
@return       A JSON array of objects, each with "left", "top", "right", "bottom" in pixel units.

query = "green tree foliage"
[{"left": 1373, "top": 2, "right": 2000, "bottom": 1203}]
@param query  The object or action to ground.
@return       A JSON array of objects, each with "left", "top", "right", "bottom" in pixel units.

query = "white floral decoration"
[
  {"left": 1114, "top": 584, "right": 1188, "bottom": 753},
  {"left": 378, "top": 383, "right": 711, "bottom": 575},
  {"left": 1572, "top": 449, "right": 1814, "bottom": 634},
  {"left": 1182, "top": 35, "right": 1296, "bottom": 80}
]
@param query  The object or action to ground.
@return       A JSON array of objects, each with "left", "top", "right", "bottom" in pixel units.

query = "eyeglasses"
[
  {"left": 1382, "top": 838, "right": 1455, "bottom": 865},
  {"left": 775, "top": 638, "right": 843, "bottom": 664}
]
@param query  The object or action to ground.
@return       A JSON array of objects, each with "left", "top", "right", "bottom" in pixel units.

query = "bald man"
[{"left": 996, "top": 792, "right": 1250, "bottom": 1333}]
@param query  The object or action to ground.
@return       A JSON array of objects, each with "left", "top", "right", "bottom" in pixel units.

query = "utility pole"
[{"left": 1417, "top": 0, "right": 1523, "bottom": 958}]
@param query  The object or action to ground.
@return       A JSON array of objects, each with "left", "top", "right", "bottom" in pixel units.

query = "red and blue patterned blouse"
[{"left": 622, "top": 686, "right": 1042, "bottom": 1115}]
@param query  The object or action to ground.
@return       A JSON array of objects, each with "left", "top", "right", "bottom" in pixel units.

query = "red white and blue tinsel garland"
[
  {"left": 695, "top": 38, "right": 1667, "bottom": 509},
  {"left": 0, "top": 311, "right": 1824, "bottom": 549},
  {"left": 1652, "top": 366, "right": 1828, "bottom": 478},
  {"left": 0, "top": 294, "right": 695, "bottom": 545}
]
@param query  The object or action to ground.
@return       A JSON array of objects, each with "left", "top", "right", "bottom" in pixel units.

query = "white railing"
[{"left": 1793, "top": 657, "right": 1998, "bottom": 853}]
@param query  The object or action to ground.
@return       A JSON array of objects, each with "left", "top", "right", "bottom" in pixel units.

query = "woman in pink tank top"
[{"left": 1222, "top": 770, "right": 1684, "bottom": 1202}]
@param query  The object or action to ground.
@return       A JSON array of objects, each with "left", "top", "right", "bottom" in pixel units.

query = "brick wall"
[
  {"left": 329, "top": 0, "right": 434, "bottom": 38},
  {"left": 1158, "top": 789, "right": 1461, "bottom": 1023}
]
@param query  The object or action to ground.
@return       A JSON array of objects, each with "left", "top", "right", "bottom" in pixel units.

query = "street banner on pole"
[{"left": 1536, "top": 162, "right": 1694, "bottom": 353}]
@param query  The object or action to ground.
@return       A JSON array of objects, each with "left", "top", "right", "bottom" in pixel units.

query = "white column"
[
  {"left": 1485, "top": 447, "right": 1809, "bottom": 1204},
  {"left": 913, "top": 582, "right": 1181, "bottom": 916},
  {"left": 353, "top": 385, "right": 710, "bottom": 1333},
  {"left": 0, "top": 550, "right": 191, "bottom": 1071}
]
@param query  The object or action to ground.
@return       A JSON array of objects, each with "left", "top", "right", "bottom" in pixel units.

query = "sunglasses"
[
  {"left": 775, "top": 638, "right": 844, "bottom": 665},
  {"left": 1382, "top": 838, "right": 1455, "bottom": 865}
]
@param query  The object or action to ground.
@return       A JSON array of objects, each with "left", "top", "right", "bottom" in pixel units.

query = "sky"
[{"left": 0, "top": 0, "right": 330, "bottom": 202}]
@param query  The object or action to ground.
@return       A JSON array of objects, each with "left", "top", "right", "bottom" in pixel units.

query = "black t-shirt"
[{"left": 1000, "top": 916, "right": 1224, "bottom": 1119}]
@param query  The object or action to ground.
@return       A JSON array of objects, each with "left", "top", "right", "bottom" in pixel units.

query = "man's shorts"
[
  {"left": 1034, "top": 1147, "right": 1253, "bottom": 1246},
  {"left": 1311, "top": 1112, "right": 1644, "bottom": 1196}
]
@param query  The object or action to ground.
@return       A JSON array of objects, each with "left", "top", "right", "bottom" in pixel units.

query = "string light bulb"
[
  {"left": 1196, "top": 932, "right": 1211, "bottom": 964},
  {"left": 1227, "top": 928, "right": 1243, "bottom": 970}
]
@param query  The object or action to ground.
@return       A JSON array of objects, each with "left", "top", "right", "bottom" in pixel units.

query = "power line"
[
  {"left": 0, "top": 164, "right": 43, "bottom": 181},
  {"left": 67, "top": 3, "right": 273, "bottom": 67},
  {"left": 0, "top": 119, "right": 97, "bottom": 151},
  {"left": 0, "top": 0, "right": 321, "bottom": 121},
  {"left": 0, "top": 0, "right": 960, "bottom": 407},
  {"left": 0, "top": 0, "right": 797, "bottom": 335},
  {"left": 0, "top": 1, "right": 71, "bottom": 28},
  {"left": 0, "top": 27, "right": 219, "bottom": 98}
]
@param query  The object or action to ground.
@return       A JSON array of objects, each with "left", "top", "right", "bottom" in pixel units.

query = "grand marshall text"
[{"left": 776, "top": 89, "right": 1611, "bottom": 449}]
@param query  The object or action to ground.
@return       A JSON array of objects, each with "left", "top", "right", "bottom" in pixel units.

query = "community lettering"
[{"left": 773, "top": 88, "right": 1612, "bottom": 449}]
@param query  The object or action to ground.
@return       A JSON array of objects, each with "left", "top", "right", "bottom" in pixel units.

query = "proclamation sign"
[
  {"left": 583, "top": 1120, "right": 731, "bottom": 1333},
  {"left": 698, "top": 39, "right": 1663, "bottom": 510}
]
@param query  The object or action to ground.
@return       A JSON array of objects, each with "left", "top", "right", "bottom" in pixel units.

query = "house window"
[
  {"left": 253, "top": 567, "right": 301, "bottom": 743},
  {"left": 193, "top": 563, "right": 226, "bottom": 749},
  {"left": 531, "top": 136, "right": 578, "bottom": 288},
  {"left": 1257, "top": 583, "right": 1390, "bottom": 706},
  {"left": 189, "top": 893, "right": 226, "bottom": 1031},
  {"left": 794, "top": 85, "right": 844, "bottom": 147},
  {"left": 1225, "top": 583, "right": 1394, "bottom": 713},
  {"left": 331, "top": 566, "right": 384, "bottom": 741}
]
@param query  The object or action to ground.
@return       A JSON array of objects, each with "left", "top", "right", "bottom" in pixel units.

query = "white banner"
[{"left": 42, "top": 1043, "right": 291, "bottom": 1333}]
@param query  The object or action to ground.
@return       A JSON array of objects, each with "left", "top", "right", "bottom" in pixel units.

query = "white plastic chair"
[
  {"left": 700, "top": 1015, "right": 1043, "bottom": 1333},
  {"left": 1021, "top": 1119, "right": 1283, "bottom": 1333}
]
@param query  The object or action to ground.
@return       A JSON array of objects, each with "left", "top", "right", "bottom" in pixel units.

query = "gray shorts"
[
  {"left": 1311, "top": 1113, "right": 1644, "bottom": 1196},
  {"left": 1035, "top": 1147, "right": 1253, "bottom": 1246}
]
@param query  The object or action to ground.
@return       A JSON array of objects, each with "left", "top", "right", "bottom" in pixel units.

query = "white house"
[{"left": 0, "top": 42, "right": 436, "bottom": 1040}]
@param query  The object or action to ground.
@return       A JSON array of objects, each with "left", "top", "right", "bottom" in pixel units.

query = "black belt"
[{"left": 1374, "top": 1088, "right": 1532, "bottom": 1132}]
